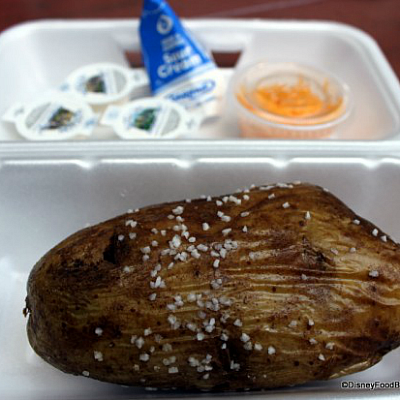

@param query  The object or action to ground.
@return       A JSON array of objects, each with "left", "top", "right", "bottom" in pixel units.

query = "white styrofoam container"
[
  {"left": 0, "top": 19, "right": 400, "bottom": 142},
  {"left": 2, "top": 143, "right": 400, "bottom": 399},
  {"left": 2, "top": 18, "right": 400, "bottom": 400}
]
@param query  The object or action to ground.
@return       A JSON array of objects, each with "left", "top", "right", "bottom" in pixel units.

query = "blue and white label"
[
  {"left": 166, "top": 79, "right": 216, "bottom": 105},
  {"left": 139, "top": 0, "right": 216, "bottom": 94}
]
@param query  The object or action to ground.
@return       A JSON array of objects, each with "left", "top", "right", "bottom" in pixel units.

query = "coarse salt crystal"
[
  {"left": 353, "top": 219, "right": 360, "bottom": 225},
  {"left": 222, "top": 228, "right": 232, "bottom": 236},
  {"left": 187, "top": 293, "right": 196, "bottom": 302},
  {"left": 369, "top": 270, "right": 379, "bottom": 278},
  {"left": 372, "top": 229, "right": 379, "bottom": 237},
  {"left": 172, "top": 206, "right": 184, "bottom": 215},
  {"left": 282, "top": 202, "right": 290, "bottom": 209},
  {"left": 162, "top": 343, "right": 172, "bottom": 352},
  {"left": 168, "top": 366, "right": 179, "bottom": 374},
  {"left": 267, "top": 346, "right": 276, "bottom": 355},
  {"left": 244, "top": 342, "right": 253, "bottom": 351},
  {"left": 141, "top": 246, "right": 151, "bottom": 254},
  {"left": 305, "top": 211, "right": 311, "bottom": 220},
  {"left": 149, "top": 293, "right": 157, "bottom": 301},
  {"left": 167, "top": 315, "right": 177, "bottom": 325},
  {"left": 268, "top": 193, "right": 275, "bottom": 200},
  {"left": 240, "top": 333, "right": 250, "bottom": 343},
  {"left": 125, "top": 220, "right": 137, "bottom": 228},
  {"left": 191, "top": 249, "right": 201, "bottom": 259},
  {"left": 230, "top": 361, "right": 240, "bottom": 371},
  {"left": 202, "top": 223, "right": 210, "bottom": 231},
  {"left": 220, "top": 333, "right": 229, "bottom": 341},
  {"left": 135, "top": 337, "right": 145, "bottom": 349},
  {"left": 197, "top": 244, "right": 208, "bottom": 252}
]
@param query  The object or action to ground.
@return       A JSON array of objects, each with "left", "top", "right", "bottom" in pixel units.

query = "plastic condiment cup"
[{"left": 230, "top": 62, "right": 353, "bottom": 139}]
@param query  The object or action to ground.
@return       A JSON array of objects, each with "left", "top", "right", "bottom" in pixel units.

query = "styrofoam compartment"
[
  {"left": 1, "top": 144, "right": 400, "bottom": 399},
  {"left": 0, "top": 19, "right": 399, "bottom": 141}
]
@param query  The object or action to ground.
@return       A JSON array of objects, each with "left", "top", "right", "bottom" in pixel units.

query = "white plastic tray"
[
  {"left": 1, "top": 144, "right": 400, "bottom": 399},
  {"left": 0, "top": 19, "right": 400, "bottom": 142}
]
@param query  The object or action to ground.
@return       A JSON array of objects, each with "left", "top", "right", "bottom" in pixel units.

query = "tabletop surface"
[{"left": 1, "top": 0, "right": 399, "bottom": 78}]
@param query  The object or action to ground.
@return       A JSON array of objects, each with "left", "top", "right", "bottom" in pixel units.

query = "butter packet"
[
  {"left": 2, "top": 93, "right": 98, "bottom": 141},
  {"left": 139, "top": 0, "right": 225, "bottom": 121},
  {"left": 101, "top": 97, "right": 199, "bottom": 139},
  {"left": 60, "top": 63, "right": 150, "bottom": 111}
]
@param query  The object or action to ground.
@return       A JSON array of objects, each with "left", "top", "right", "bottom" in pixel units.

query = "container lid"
[
  {"left": 101, "top": 97, "right": 199, "bottom": 139},
  {"left": 2, "top": 92, "right": 98, "bottom": 140},
  {"left": 60, "top": 63, "right": 150, "bottom": 105}
]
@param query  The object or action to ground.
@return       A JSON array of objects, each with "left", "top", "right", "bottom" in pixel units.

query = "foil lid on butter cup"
[
  {"left": 101, "top": 98, "right": 199, "bottom": 139},
  {"left": 60, "top": 63, "right": 150, "bottom": 105},
  {"left": 2, "top": 93, "right": 98, "bottom": 140}
]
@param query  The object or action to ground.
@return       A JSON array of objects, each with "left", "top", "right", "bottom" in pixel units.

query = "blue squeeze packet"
[{"left": 139, "top": 0, "right": 225, "bottom": 121}]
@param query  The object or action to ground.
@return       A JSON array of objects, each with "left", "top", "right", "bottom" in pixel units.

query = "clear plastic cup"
[{"left": 230, "top": 62, "right": 353, "bottom": 139}]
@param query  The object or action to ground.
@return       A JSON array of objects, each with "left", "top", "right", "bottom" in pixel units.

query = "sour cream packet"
[{"left": 139, "top": 0, "right": 225, "bottom": 122}]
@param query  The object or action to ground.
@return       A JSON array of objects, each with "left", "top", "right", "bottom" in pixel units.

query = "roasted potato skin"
[{"left": 25, "top": 183, "right": 400, "bottom": 390}]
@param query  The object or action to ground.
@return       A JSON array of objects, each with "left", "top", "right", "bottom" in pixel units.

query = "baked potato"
[{"left": 24, "top": 182, "right": 400, "bottom": 390}]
